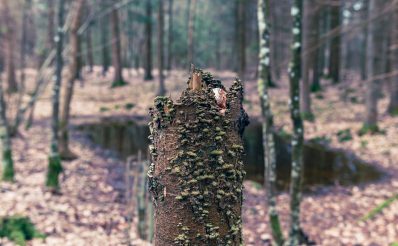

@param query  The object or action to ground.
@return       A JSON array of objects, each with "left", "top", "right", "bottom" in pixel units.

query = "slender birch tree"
[
  {"left": 288, "top": 0, "right": 305, "bottom": 244},
  {"left": 0, "top": 77, "right": 14, "bottom": 182},
  {"left": 46, "top": 0, "right": 66, "bottom": 190},
  {"left": 257, "top": 0, "right": 284, "bottom": 244}
]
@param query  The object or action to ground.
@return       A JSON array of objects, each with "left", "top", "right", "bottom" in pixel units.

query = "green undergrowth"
[
  {"left": 358, "top": 124, "right": 385, "bottom": 136},
  {"left": 336, "top": 129, "right": 352, "bottom": 142},
  {"left": 361, "top": 194, "right": 398, "bottom": 221},
  {"left": 0, "top": 216, "right": 45, "bottom": 246},
  {"left": 111, "top": 80, "right": 128, "bottom": 88}
]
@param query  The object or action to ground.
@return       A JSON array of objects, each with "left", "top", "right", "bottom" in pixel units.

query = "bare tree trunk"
[
  {"left": 59, "top": 0, "right": 85, "bottom": 160},
  {"left": 237, "top": 0, "right": 246, "bottom": 80},
  {"left": 363, "top": 0, "right": 379, "bottom": 132},
  {"left": 167, "top": 0, "right": 174, "bottom": 71},
  {"left": 19, "top": 0, "right": 31, "bottom": 89},
  {"left": 388, "top": 3, "right": 398, "bottom": 116},
  {"left": 328, "top": 1, "right": 341, "bottom": 84},
  {"left": 100, "top": 0, "right": 110, "bottom": 76},
  {"left": 0, "top": 77, "right": 14, "bottom": 182},
  {"left": 127, "top": 5, "right": 135, "bottom": 75},
  {"left": 85, "top": 4, "right": 94, "bottom": 73},
  {"left": 3, "top": 0, "right": 18, "bottom": 93},
  {"left": 144, "top": 0, "right": 154, "bottom": 80},
  {"left": 149, "top": 71, "right": 248, "bottom": 245},
  {"left": 157, "top": 0, "right": 166, "bottom": 96},
  {"left": 46, "top": 0, "right": 66, "bottom": 191},
  {"left": 300, "top": 0, "right": 316, "bottom": 120},
  {"left": 47, "top": 0, "right": 55, "bottom": 51},
  {"left": 287, "top": 0, "right": 307, "bottom": 244},
  {"left": 110, "top": 6, "right": 126, "bottom": 87},
  {"left": 257, "top": 0, "right": 284, "bottom": 244},
  {"left": 187, "top": 0, "right": 196, "bottom": 65}
]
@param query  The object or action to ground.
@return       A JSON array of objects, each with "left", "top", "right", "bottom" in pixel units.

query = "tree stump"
[{"left": 148, "top": 70, "right": 249, "bottom": 245}]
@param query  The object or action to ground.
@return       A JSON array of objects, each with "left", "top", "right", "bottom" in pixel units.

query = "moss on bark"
[
  {"left": 2, "top": 149, "right": 14, "bottom": 182},
  {"left": 46, "top": 154, "right": 63, "bottom": 190}
]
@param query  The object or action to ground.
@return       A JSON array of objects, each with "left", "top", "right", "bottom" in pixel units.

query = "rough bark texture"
[
  {"left": 288, "top": 0, "right": 305, "bottom": 245},
  {"left": 187, "top": 0, "right": 196, "bottom": 65},
  {"left": 257, "top": 0, "right": 284, "bottom": 244},
  {"left": 364, "top": 0, "right": 378, "bottom": 130},
  {"left": 59, "top": 0, "right": 85, "bottom": 160},
  {"left": 0, "top": 77, "right": 14, "bottom": 182},
  {"left": 388, "top": 4, "right": 398, "bottom": 116},
  {"left": 149, "top": 71, "right": 249, "bottom": 245},
  {"left": 157, "top": 0, "right": 166, "bottom": 96},
  {"left": 110, "top": 6, "right": 126, "bottom": 87},
  {"left": 144, "top": 0, "right": 154, "bottom": 80},
  {"left": 328, "top": 1, "right": 341, "bottom": 84},
  {"left": 46, "top": 0, "right": 66, "bottom": 190}
]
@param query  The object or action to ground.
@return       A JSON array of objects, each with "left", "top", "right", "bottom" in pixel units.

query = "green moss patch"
[{"left": 0, "top": 216, "right": 45, "bottom": 246}]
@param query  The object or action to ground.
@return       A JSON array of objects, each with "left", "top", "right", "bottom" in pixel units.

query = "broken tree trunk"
[{"left": 148, "top": 70, "right": 249, "bottom": 245}]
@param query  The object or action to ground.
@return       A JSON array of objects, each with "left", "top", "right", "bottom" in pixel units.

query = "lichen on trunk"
[{"left": 148, "top": 69, "right": 248, "bottom": 245}]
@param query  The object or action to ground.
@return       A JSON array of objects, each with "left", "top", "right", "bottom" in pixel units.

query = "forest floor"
[{"left": 1, "top": 67, "right": 397, "bottom": 245}]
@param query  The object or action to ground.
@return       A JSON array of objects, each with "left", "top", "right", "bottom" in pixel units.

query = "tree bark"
[
  {"left": 167, "top": 0, "right": 174, "bottom": 71},
  {"left": 237, "top": 0, "right": 246, "bottom": 80},
  {"left": 328, "top": 1, "right": 341, "bottom": 84},
  {"left": 144, "top": 0, "right": 154, "bottom": 80},
  {"left": 110, "top": 6, "right": 126, "bottom": 87},
  {"left": 0, "top": 77, "right": 14, "bottom": 182},
  {"left": 149, "top": 71, "right": 248, "bottom": 245},
  {"left": 257, "top": 0, "right": 284, "bottom": 244},
  {"left": 187, "top": 0, "right": 196, "bottom": 66},
  {"left": 46, "top": 0, "right": 66, "bottom": 190},
  {"left": 301, "top": 0, "right": 318, "bottom": 119},
  {"left": 85, "top": 4, "right": 94, "bottom": 73},
  {"left": 157, "top": 0, "right": 166, "bottom": 96},
  {"left": 387, "top": 3, "right": 398, "bottom": 116},
  {"left": 364, "top": 0, "right": 379, "bottom": 131},
  {"left": 288, "top": 0, "right": 305, "bottom": 244},
  {"left": 59, "top": 0, "right": 85, "bottom": 160},
  {"left": 46, "top": 0, "right": 55, "bottom": 51},
  {"left": 100, "top": 0, "right": 110, "bottom": 76},
  {"left": 3, "top": 0, "right": 18, "bottom": 93}
]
